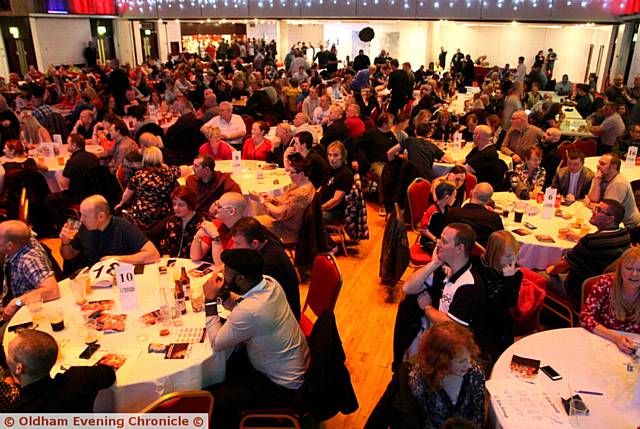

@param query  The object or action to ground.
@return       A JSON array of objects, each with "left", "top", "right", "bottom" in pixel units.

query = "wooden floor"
[{"left": 43, "top": 201, "right": 404, "bottom": 429}]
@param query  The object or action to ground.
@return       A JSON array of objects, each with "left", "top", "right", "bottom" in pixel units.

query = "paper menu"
[{"left": 487, "top": 378, "right": 572, "bottom": 429}]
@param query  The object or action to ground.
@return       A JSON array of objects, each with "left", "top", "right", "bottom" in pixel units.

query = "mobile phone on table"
[
  {"left": 8, "top": 321, "right": 34, "bottom": 332},
  {"left": 524, "top": 222, "right": 537, "bottom": 230},
  {"left": 79, "top": 343, "right": 101, "bottom": 359},
  {"left": 190, "top": 262, "right": 213, "bottom": 277},
  {"left": 540, "top": 365, "right": 562, "bottom": 380}
]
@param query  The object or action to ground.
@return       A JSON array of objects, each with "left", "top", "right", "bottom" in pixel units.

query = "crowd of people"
[{"left": 0, "top": 37, "right": 638, "bottom": 429}]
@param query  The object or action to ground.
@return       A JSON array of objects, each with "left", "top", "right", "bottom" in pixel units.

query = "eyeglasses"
[
  {"left": 213, "top": 203, "right": 234, "bottom": 212},
  {"left": 594, "top": 206, "right": 612, "bottom": 216}
]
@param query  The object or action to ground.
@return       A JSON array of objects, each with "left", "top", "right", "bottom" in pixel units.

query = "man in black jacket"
[
  {"left": 446, "top": 183, "right": 504, "bottom": 248},
  {"left": 388, "top": 59, "right": 410, "bottom": 116},
  {"left": 8, "top": 330, "right": 115, "bottom": 412}
]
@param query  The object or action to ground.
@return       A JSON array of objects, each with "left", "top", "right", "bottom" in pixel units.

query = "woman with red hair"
[{"left": 365, "top": 322, "right": 485, "bottom": 429}]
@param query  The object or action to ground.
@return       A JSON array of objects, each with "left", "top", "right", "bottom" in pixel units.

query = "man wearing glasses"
[
  {"left": 545, "top": 199, "right": 630, "bottom": 310},
  {"left": 500, "top": 110, "right": 544, "bottom": 165}
]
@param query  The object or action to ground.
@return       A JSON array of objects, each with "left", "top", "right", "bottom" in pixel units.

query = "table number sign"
[
  {"left": 625, "top": 146, "right": 637, "bottom": 169},
  {"left": 452, "top": 131, "right": 463, "bottom": 150},
  {"left": 541, "top": 188, "right": 557, "bottom": 219},
  {"left": 115, "top": 262, "right": 138, "bottom": 310},
  {"left": 40, "top": 143, "right": 54, "bottom": 158},
  {"left": 90, "top": 257, "right": 120, "bottom": 288},
  {"left": 232, "top": 150, "right": 242, "bottom": 175},
  {"left": 53, "top": 134, "right": 63, "bottom": 145}
]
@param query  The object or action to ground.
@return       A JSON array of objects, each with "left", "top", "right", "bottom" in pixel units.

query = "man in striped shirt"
[{"left": 546, "top": 199, "right": 630, "bottom": 310}]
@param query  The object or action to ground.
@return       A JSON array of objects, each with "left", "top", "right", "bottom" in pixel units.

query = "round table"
[
  {"left": 584, "top": 156, "right": 640, "bottom": 183},
  {"left": 3, "top": 257, "right": 227, "bottom": 413},
  {"left": 489, "top": 328, "right": 640, "bottom": 429},
  {"left": 432, "top": 143, "right": 513, "bottom": 178},
  {"left": 492, "top": 192, "right": 595, "bottom": 270}
]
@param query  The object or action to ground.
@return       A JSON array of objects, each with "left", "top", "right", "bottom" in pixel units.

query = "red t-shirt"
[
  {"left": 200, "top": 220, "right": 233, "bottom": 250},
  {"left": 242, "top": 138, "right": 272, "bottom": 161},
  {"left": 198, "top": 140, "right": 234, "bottom": 161},
  {"left": 345, "top": 117, "right": 366, "bottom": 139}
]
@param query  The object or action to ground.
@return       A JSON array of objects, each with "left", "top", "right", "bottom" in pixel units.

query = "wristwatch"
[{"left": 15, "top": 298, "right": 23, "bottom": 308}]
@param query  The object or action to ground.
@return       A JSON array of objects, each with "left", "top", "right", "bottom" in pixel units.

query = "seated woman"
[
  {"left": 431, "top": 165, "right": 468, "bottom": 208},
  {"left": 320, "top": 141, "right": 354, "bottom": 224},
  {"left": 0, "top": 140, "right": 38, "bottom": 197},
  {"left": 510, "top": 146, "right": 545, "bottom": 200},
  {"left": 200, "top": 125, "right": 234, "bottom": 161},
  {"left": 20, "top": 114, "right": 52, "bottom": 148},
  {"left": 419, "top": 181, "right": 456, "bottom": 252},
  {"left": 431, "top": 109, "right": 456, "bottom": 141},
  {"left": 580, "top": 247, "right": 640, "bottom": 354},
  {"left": 115, "top": 146, "right": 181, "bottom": 231},
  {"left": 253, "top": 153, "right": 315, "bottom": 244},
  {"left": 242, "top": 121, "right": 272, "bottom": 161},
  {"left": 158, "top": 186, "right": 204, "bottom": 258},
  {"left": 366, "top": 322, "right": 485, "bottom": 429},
  {"left": 474, "top": 231, "right": 522, "bottom": 360},
  {"left": 122, "top": 132, "right": 164, "bottom": 184}
]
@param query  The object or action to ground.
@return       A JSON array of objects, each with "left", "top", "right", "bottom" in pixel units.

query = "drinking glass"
[
  {"left": 25, "top": 292, "right": 46, "bottom": 325},
  {"left": 569, "top": 397, "right": 588, "bottom": 427},
  {"left": 84, "top": 319, "right": 99, "bottom": 344}
]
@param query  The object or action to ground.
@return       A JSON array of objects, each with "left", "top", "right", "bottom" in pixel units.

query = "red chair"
[
  {"left": 298, "top": 253, "right": 343, "bottom": 337},
  {"left": 511, "top": 268, "right": 547, "bottom": 336},
  {"left": 471, "top": 242, "right": 485, "bottom": 257},
  {"left": 406, "top": 178, "right": 431, "bottom": 232},
  {"left": 115, "top": 165, "right": 127, "bottom": 190},
  {"left": 574, "top": 138, "right": 597, "bottom": 157},
  {"left": 241, "top": 115, "right": 254, "bottom": 137},
  {"left": 140, "top": 390, "right": 214, "bottom": 422},
  {"left": 403, "top": 98, "right": 415, "bottom": 115},
  {"left": 557, "top": 141, "right": 576, "bottom": 168},
  {"left": 464, "top": 172, "right": 477, "bottom": 198},
  {"left": 581, "top": 274, "right": 606, "bottom": 312}
]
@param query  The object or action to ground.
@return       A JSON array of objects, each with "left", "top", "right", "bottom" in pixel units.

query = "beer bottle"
[
  {"left": 174, "top": 280, "right": 186, "bottom": 315},
  {"left": 180, "top": 267, "right": 191, "bottom": 301}
]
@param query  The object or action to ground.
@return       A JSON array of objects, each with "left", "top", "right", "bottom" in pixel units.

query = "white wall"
[
  {"left": 624, "top": 25, "right": 640, "bottom": 85},
  {"left": 157, "top": 20, "right": 181, "bottom": 61},
  {"left": 247, "top": 22, "right": 278, "bottom": 42},
  {"left": 114, "top": 19, "right": 135, "bottom": 66},
  {"left": 30, "top": 17, "right": 92, "bottom": 67},
  {"left": 0, "top": 28, "right": 10, "bottom": 79},
  {"left": 433, "top": 21, "right": 613, "bottom": 85}
]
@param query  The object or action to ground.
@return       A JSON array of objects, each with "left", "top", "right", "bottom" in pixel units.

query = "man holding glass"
[{"left": 0, "top": 220, "right": 60, "bottom": 322}]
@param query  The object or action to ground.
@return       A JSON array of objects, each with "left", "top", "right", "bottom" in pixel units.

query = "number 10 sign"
[{"left": 115, "top": 263, "right": 138, "bottom": 309}]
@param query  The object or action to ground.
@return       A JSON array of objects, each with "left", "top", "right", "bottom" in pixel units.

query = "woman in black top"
[
  {"left": 357, "top": 87, "right": 380, "bottom": 119},
  {"left": 320, "top": 141, "right": 354, "bottom": 223},
  {"left": 158, "top": 186, "right": 204, "bottom": 258},
  {"left": 473, "top": 230, "right": 523, "bottom": 360}
]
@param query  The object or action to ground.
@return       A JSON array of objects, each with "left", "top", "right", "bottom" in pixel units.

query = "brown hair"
[
  {"left": 4, "top": 139, "right": 25, "bottom": 156},
  {"left": 170, "top": 185, "right": 197, "bottom": 211},
  {"left": 418, "top": 322, "right": 480, "bottom": 391},
  {"left": 483, "top": 230, "right": 520, "bottom": 272}
]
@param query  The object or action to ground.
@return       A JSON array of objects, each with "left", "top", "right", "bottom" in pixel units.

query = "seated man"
[
  {"left": 230, "top": 217, "right": 300, "bottom": 320},
  {"left": 44, "top": 134, "right": 100, "bottom": 232},
  {"left": 191, "top": 192, "right": 247, "bottom": 265},
  {"left": 292, "top": 112, "right": 319, "bottom": 144},
  {"left": 555, "top": 74, "right": 573, "bottom": 96},
  {"left": 464, "top": 125, "right": 504, "bottom": 190},
  {"left": 201, "top": 101, "right": 247, "bottom": 149},
  {"left": 284, "top": 131, "right": 330, "bottom": 189},
  {"left": 203, "top": 249, "right": 309, "bottom": 428},
  {"left": 612, "top": 122, "right": 640, "bottom": 159},
  {"left": 550, "top": 149, "right": 594, "bottom": 200},
  {"left": 186, "top": 154, "right": 242, "bottom": 216},
  {"left": 399, "top": 223, "right": 493, "bottom": 368},
  {"left": 320, "top": 105, "right": 350, "bottom": 150},
  {"left": 8, "top": 330, "right": 115, "bottom": 412},
  {"left": 59, "top": 195, "right": 160, "bottom": 266},
  {"left": 70, "top": 109, "right": 96, "bottom": 140},
  {"left": 386, "top": 123, "right": 454, "bottom": 180},
  {"left": 446, "top": 183, "right": 504, "bottom": 248},
  {"left": 106, "top": 119, "right": 138, "bottom": 174},
  {"left": 501, "top": 110, "right": 544, "bottom": 164},
  {"left": 546, "top": 199, "right": 630, "bottom": 310},
  {"left": 587, "top": 153, "right": 640, "bottom": 234},
  {"left": 0, "top": 220, "right": 60, "bottom": 322}
]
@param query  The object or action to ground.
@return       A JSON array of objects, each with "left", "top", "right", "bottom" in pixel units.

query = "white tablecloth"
[
  {"left": 493, "top": 192, "right": 595, "bottom": 270},
  {"left": 3, "top": 258, "right": 227, "bottom": 413},
  {"left": 489, "top": 328, "right": 640, "bottom": 429},
  {"left": 584, "top": 156, "right": 640, "bottom": 183}
]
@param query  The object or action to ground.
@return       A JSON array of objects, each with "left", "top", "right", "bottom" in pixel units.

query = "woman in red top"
[
  {"left": 580, "top": 247, "right": 640, "bottom": 354},
  {"left": 242, "top": 121, "right": 272, "bottom": 161},
  {"left": 200, "top": 125, "right": 234, "bottom": 161}
]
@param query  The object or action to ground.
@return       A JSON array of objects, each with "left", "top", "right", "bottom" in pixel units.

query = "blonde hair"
[
  {"left": 202, "top": 125, "right": 221, "bottom": 141},
  {"left": 142, "top": 146, "right": 163, "bottom": 167},
  {"left": 139, "top": 132, "right": 163, "bottom": 149},
  {"left": 611, "top": 247, "right": 640, "bottom": 323},
  {"left": 483, "top": 230, "right": 520, "bottom": 272},
  {"left": 22, "top": 114, "right": 45, "bottom": 145}
]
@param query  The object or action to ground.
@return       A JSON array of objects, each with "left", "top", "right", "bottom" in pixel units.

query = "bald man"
[
  {"left": 59, "top": 195, "right": 160, "bottom": 266},
  {"left": 0, "top": 220, "right": 59, "bottom": 321},
  {"left": 445, "top": 183, "right": 504, "bottom": 247},
  {"left": 464, "top": 125, "right": 504, "bottom": 189},
  {"left": 190, "top": 192, "right": 247, "bottom": 264},
  {"left": 501, "top": 110, "right": 544, "bottom": 163}
]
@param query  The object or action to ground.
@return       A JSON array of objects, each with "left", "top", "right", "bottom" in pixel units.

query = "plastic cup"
[
  {"left": 84, "top": 319, "right": 99, "bottom": 344},
  {"left": 70, "top": 276, "right": 87, "bottom": 305},
  {"left": 190, "top": 286, "right": 204, "bottom": 313},
  {"left": 47, "top": 307, "right": 65, "bottom": 332},
  {"left": 56, "top": 156, "right": 65, "bottom": 166},
  {"left": 25, "top": 292, "right": 46, "bottom": 325},
  {"left": 569, "top": 398, "right": 588, "bottom": 427}
]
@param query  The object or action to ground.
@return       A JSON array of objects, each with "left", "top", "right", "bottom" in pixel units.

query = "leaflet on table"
[
  {"left": 91, "top": 311, "right": 127, "bottom": 333},
  {"left": 57, "top": 348, "right": 140, "bottom": 380},
  {"left": 487, "top": 378, "right": 573, "bottom": 429},
  {"left": 89, "top": 258, "right": 121, "bottom": 288}
]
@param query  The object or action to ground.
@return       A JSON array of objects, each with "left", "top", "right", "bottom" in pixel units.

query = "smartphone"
[
  {"left": 524, "top": 222, "right": 538, "bottom": 230},
  {"left": 167, "top": 259, "right": 177, "bottom": 267},
  {"left": 79, "top": 343, "right": 101, "bottom": 360},
  {"left": 190, "top": 262, "right": 213, "bottom": 277},
  {"left": 8, "top": 321, "right": 34, "bottom": 332},
  {"left": 541, "top": 365, "right": 562, "bottom": 380}
]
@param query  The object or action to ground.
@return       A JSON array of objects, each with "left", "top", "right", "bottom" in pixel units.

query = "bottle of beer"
[
  {"left": 174, "top": 280, "right": 186, "bottom": 315},
  {"left": 180, "top": 267, "right": 191, "bottom": 301}
]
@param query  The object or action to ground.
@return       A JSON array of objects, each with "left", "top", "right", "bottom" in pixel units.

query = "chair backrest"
[
  {"left": 242, "top": 114, "right": 254, "bottom": 137},
  {"left": 140, "top": 390, "right": 214, "bottom": 421},
  {"left": 471, "top": 241, "right": 485, "bottom": 257},
  {"left": 574, "top": 138, "right": 597, "bottom": 157},
  {"left": 464, "top": 172, "right": 477, "bottom": 198},
  {"left": 115, "top": 165, "right": 127, "bottom": 190},
  {"left": 406, "top": 178, "right": 431, "bottom": 232},
  {"left": 581, "top": 274, "right": 606, "bottom": 311},
  {"left": 557, "top": 141, "right": 576, "bottom": 168},
  {"left": 303, "top": 254, "right": 343, "bottom": 322}
]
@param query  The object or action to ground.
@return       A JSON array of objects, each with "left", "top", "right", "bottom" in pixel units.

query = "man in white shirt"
[
  {"left": 201, "top": 101, "right": 246, "bottom": 149},
  {"left": 301, "top": 87, "right": 320, "bottom": 120},
  {"left": 203, "top": 248, "right": 309, "bottom": 428},
  {"left": 514, "top": 56, "right": 526, "bottom": 83},
  {"left": 312, "top": 95, "right": 332, "bottom": 125}
]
